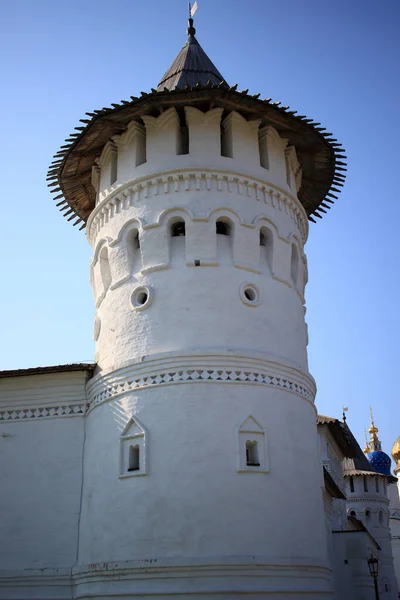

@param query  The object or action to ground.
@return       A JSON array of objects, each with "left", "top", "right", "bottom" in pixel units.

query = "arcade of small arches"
[
  {"left": 87, "top": 170, "right": 308, "bottom": 246},
  {"left": 347, "top": 507, "right": 390, "bottom": 528},
  {"left": 91, "top": 210, "right": 306, "bottom": 308}
]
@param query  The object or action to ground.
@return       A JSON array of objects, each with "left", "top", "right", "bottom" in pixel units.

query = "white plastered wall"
[{"left": 0, "top": 371, "right": 88, "bottom": 576}]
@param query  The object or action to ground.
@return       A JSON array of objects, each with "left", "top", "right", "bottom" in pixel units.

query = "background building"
[{"left": 390, "top": 438, "right": 400, "bottom": 592}]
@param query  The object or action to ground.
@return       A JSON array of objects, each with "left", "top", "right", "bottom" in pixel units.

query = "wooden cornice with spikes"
[{"left": 48, "top": 85, "right": 347, "bottom": 230}]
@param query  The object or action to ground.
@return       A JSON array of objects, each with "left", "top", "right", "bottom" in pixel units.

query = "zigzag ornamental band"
[
  {"left": 0, "top": 369, "right": 314, "bottom": 422},
  {"left": 0, "top": 403, "right": 89, "bottom": 422},
  {"left": 88, "top": 368, "right": 315, "bottom": 411}
]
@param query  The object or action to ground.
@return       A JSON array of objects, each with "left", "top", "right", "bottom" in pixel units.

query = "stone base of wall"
[{"left": 0, "top": 559, "right": 332, "bottom": 599}]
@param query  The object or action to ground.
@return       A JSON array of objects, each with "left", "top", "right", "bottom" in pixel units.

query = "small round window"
[
  {"left": 131, "top": 285, "right": 153, "bottom": 311},
  {"left": 240, "top": 283, "right": 260, "bottom": 307}
]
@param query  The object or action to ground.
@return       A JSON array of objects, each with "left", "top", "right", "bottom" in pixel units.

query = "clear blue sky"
[{"left": 1, "top": 0, "right": 399, "bottom": 461}]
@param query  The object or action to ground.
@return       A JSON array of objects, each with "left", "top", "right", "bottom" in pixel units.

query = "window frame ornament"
[
  {"left": 240, "top": 283, "right": 260, "bottom": 307},
  {"left": 119, "top": 416, "right": 148, "bottom": 479},
  {"left": 236, "top": 415, "right": 268, "bottom": 474},
  {"left": 131, "top": 285, "right": 153, "bottom": 311}
]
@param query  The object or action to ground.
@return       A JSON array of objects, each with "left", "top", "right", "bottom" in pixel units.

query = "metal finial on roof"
[
  {"left": 363, "top": 429, "right": 371, "bottom": 454},
  {"left": 367, "top": 406, "right": 382, "bottom": 452},
  {"left": 187, "top": 17, "right": 196, "bottom": 37},
  {"left": 188, "top": 1, "right": 198, "bottom": 35},
  {"left": 157, "top": 2, "right": 226, "bottom": 92}
]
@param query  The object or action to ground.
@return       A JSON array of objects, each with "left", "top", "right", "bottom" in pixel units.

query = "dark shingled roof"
[
  {"left": 317, "top": 415, "right": 358, "bottom": 459},
  {"left": 157, "top": 26, "right": 226, "bottom": 91}
]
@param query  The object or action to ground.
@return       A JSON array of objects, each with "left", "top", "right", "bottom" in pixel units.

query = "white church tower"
[{"left": 48, "top": 13, "right": 347, "bottom": 599}]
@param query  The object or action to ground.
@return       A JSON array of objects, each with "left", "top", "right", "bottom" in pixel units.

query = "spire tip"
[{"left": 187, "top": 1, "right": 198, "bottom": 36}]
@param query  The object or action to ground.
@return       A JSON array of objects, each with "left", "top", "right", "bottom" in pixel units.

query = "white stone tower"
[{"left": 48, "top": 15, "right": 347, "bottom": 599}]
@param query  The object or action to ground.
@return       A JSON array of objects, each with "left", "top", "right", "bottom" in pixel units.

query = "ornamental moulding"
[
  {"left": 0, "top": 403, "right": 88, "bottom": 422},
  {"left": 87, "top": 169, "right": 308, "bottom": 245},
  {"left": 86, "top": 354, "right": 316, "bottom": 413},
  {"left": 347, "top": 497, "right": 390, "bottom": 505}
]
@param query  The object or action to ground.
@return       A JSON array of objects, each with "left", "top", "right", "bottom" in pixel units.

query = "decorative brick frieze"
[
  {"left": 86, "top": 354, "right": 316, "bottom": 412},
  {"left": 0, "top": 403, "right": 88, "bottom": 422}
]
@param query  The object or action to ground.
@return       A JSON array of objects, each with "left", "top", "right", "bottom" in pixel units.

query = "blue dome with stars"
[{"left": 367, "top": 451, "right": 392, "bottom": 476}]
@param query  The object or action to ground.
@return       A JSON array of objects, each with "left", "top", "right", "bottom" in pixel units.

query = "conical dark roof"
[{"left": 157, "top": 20, "right": 226, "bottom": 91}]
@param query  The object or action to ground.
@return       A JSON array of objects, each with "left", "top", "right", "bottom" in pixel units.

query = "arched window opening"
[
  {"left": 171, "top": 221, "right": 186, "bottom": 237},
  {"left": 216, "top": 219, "right": 233, "bottom": 264},
  {"left": 246, "top": 440, "right": 260, "bottom": 467},
  {"left": 258, "top": 126, "right": 269, "bottom": 170},
  {"left": 376, "top": 477, "right": 380, "bottom": 493},
  {"left": 170, "top": 219, "right": 186, "bottom": 264},
  {"left": 291, "top": 243, "right": 299, "bottom": 287},
  {"left": 365, "top": 509, "right": 371, "bottom": 520},
  {"left": 260, "top": 227, "right": 273, "bottom": 273},
  {"left": 379, "top": 511, "right": 383, "bottom": 525},
  {"left": 126, "top": 228, "right": 141, "bottom": 274},
  {"left": 110, "top": 148, "right": 118, "bottom": 185},
  {"left": 349, "top": 510, "right": 356, "bottom": 517},
  {"left": 128, "top": 445, "right": 140, "bottom": 472},
  {"left": 216, "top": 220, "right": 231, "bottom": 236},
  {"left": 363, "top": 476, "right": 368, "bottom": 492},
  {"left": 349, "top": 477, "right": 355, "bottom": 493},
  {"left": 99, "top": 247, "right": 112, "bottom": 294}
]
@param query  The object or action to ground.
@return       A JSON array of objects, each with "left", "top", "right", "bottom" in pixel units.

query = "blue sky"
[{"left": 1, "top": 0, "right": 399, "bottom": 461}]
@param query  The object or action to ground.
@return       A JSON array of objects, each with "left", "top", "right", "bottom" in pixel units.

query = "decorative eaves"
[{"left": 48, "top": 85, "right": 347, "bottom": 230}]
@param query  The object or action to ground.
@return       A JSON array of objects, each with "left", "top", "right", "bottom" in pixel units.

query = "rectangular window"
[
  {"left": 258, "top": 126, "right": 269, "bottom": 169},
  {"left": 246, "top": 440, "right": 260, "bottom": 466},
  {"left": 110, "top": 148, "right": 118, "bottom": 185},
  {"left": 136, "top": 129, "right": 147, "bottom": 166},
  {"left": 128, "top": 445, "right": 140, "bottom": 471},
  {"left": 221, "top": 119, "right": 233, "bottom": 158}
]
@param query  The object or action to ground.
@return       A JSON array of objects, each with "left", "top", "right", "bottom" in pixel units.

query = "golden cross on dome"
[
  {"left": 368, "top": 406, "right": 382, "bottom": 452},
  {"left": 364, "top": 428, "right": 371, "bottom": 454},
  {"left": 370, "top": 405, "right": 375, "bottom": 426}
]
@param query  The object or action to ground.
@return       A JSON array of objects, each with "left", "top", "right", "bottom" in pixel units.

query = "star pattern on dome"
[
  {"left": 365, "top": 407, "right": 393, "bottom": 476},
  {"left": 367, "top": 451, "right": 392, "bottom": 476}
]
